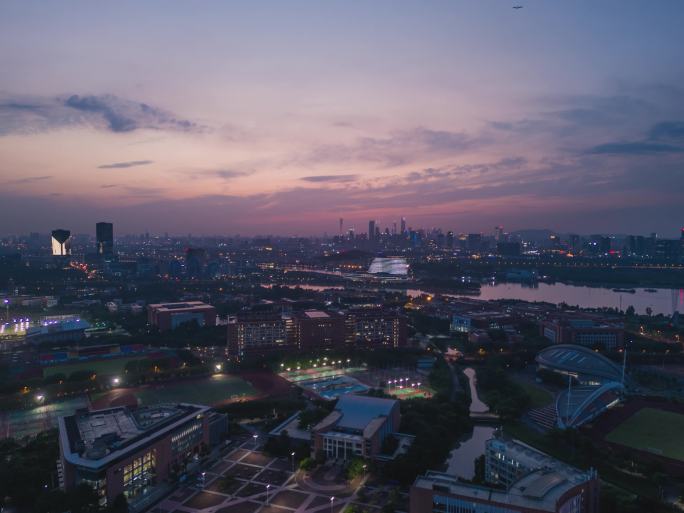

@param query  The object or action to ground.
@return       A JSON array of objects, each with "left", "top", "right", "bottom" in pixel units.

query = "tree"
[
  {"left": 625, "top": 305, "right": 635, "bottom": 317},
  {"left": 109, "top": 493, "right": 129, "bottom": 513}
]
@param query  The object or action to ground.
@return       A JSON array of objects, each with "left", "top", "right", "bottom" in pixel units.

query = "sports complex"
[
  {"left": 536, "top": 343, "right": 684, "bottom": 474},
  {"left": 279, "top": 362, "right": 432, "bottom": 401}
]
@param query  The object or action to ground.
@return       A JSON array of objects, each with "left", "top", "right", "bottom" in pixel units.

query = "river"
[
  {"left": 264, "top": 281, "right": 682, "bottom": 316},
  {"left": 445, "top": 367, "right": 498, "bottom": 479}
]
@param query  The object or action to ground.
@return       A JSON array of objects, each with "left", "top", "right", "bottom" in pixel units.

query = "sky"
[{"left": 1, "top": 0, "right": 684, "bottom": 237}]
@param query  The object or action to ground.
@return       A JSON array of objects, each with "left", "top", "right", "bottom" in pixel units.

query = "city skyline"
[{"left": 1, "top": 1, "right": 684, "bottom": 235}]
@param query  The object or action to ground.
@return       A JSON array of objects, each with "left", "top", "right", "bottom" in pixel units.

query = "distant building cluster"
[{"left": 227, "top": 304, "right": 407, "bottom": 360}]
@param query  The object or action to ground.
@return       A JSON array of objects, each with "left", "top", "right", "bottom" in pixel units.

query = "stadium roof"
[
  {"left": 556, "top": 382, "right": 623, "bottom": 429},
  {"left": 536, "top": 344, "right": 623, "bottom": 383}
]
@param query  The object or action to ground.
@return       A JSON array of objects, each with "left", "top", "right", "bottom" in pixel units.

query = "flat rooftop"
[
  {"left": 315, "top": 395, "right": 397, "bottom": 436},
  {"left": 59, "top": 403, "right": 209, "bottom": 470},
  {"left": 303, "top": 310, "right": 330, "bottom": 319},
  {"left": 148, "top": 301, "right": 214, "bottom": 312}
]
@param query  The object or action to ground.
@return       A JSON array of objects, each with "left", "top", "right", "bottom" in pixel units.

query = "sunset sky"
[{"left": 1, "top": 1, "right": 683, "bottom": 236}]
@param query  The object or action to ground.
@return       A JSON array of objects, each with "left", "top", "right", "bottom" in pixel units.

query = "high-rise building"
[
  {"left": 339, "top": 218, "right": 344, "bottom": 236},
  {"left": 400, "top": 217, "right": 406, "bottom": 235},
  {"left": 96, "top": 222, "right": 114, "bottom": 257},
  {"left": 368, "top": 220, "right": 376, "bottom": 242},
  {"left": 51, "top": 229, "right": 72, "bottom": 256},
  {"left": 185, "top": 247, "right": 206, "bottom": 277}
]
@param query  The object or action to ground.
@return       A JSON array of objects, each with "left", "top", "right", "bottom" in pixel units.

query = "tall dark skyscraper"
[
  {"left": 96, "top": 222, "right": 114, "bottom": 257},
  {"left": 400, "top": 217, "right": 406, "bottom": 235},
  {"left": 339, "top": 218, "right": 344, "bottom": 236},
  {"left": 368, "top": 220, "right": 376, "bottom": 242}
]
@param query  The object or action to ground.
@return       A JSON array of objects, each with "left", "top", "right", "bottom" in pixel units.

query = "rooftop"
[
  {"left": 415, "top": 437, "right": 595, "bottom": 512},
  {"left": 304, "top": 310, "right": 330, "bottom": 319},
  {"left": 59, "top": 403, "right": 208, "bottom": 469},
  {"left": 148, "top": 301, "right": 214, "bottom": 312},
  {"left": 314, "top": 395, "right": 397, "bottom": 435},
  {"left": 536, "top": 344, "right": 623, "bottom": 382}
]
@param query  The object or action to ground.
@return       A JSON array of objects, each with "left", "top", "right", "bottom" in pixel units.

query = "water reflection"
[{"left": 446, "top": 425, "right": 496, "bottom": 479}]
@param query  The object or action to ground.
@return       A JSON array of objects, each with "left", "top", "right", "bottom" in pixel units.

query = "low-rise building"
[
  {"left": 411, "top": 435, "right": 599, "bottom": 513},
  {"left": 312, "top": 395, "right": 400, "bottom": 461},
  {"left": 147, "top": 301, "right": 216, "bottom": 332},
  {"left": 540, "top": 316, "right": 624, "bottom": 350},
  {"left": 26, "top": 318, "right": 91, "bottom": 345},
  {"left": 58, "top": 403, "right": 226, "bottom": 507}
]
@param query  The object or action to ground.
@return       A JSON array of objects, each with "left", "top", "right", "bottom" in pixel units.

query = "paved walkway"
[{"left": 150, "top": 439, "right": 375, "bottom": 513}]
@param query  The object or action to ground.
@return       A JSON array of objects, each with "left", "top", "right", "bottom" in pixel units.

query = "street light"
[
  {"left": 291, "top": 451, "right": 296, "bottom": 472},
  {"left": 330, "top": 496, "right": 335, "bottom": 513},
  {"left": 112, "top": 377, "right": 120, "bottom": 387},
  {"left": 253, "top": 433, "right": 258, "bottom": 449},
  {"left": 266, "top": 484, "right": 271, "bottom": 504}
]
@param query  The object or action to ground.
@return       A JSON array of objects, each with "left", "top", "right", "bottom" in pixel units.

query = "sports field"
[
  {"left": 605, "top": 407, "right": 684, "bottom": 462},
  {"left": 135, "top": 374, "right": 256, "bottom": 405},
  {"left": 42, "top": 356, "right": 147, "bottom": 378}
]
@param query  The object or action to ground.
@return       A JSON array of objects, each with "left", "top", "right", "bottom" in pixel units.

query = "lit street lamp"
[
  {"left": 291, "top": 451, "right": 296, "bottom": 472},
  {"left": 253, "top": 433, "right": 258, "bottom": 449},
  {"left": 330, "top": 496, "right": 335, "bottom": 513},
  {"left": 266, "top": 484, "right": 271, "bottom": 504}
]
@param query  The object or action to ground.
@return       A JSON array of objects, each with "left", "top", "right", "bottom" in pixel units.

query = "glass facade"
[
  {"left": 171, "top": 419, "right": 203, "bottom": 458},
  {"left": 123, "top": 450, "right": 156, "bottom": 499},
  {"left": 433, "top": 495, "right": 516, "bottom": 513}
]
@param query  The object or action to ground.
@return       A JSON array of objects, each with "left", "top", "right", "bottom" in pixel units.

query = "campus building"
[
  {"left": 58, "top": 403, "right": 227, "bottom": 507},
  {"left": 292, "top": 309, "right": 346, "bottom": 351},
  {"left": 26, "top": 318, "right": 91, "bottom": 346},
  {"left": 344, "top": 308, "right": 407, "bottom": 348},
  {"left": 147, "top": 301, "right": 216, "bottom": 332},
  {"left": 540, "top": 316, "right": 624, "bottom": 350},
  {"left": 227, "top": 305, "right": 294, "bottom": 359},
  {"left": 312, "top": 395, "right": 400, "bottom": 460},
  {"left": 410, "top": 435, "right": 600, "bottom": 513}
]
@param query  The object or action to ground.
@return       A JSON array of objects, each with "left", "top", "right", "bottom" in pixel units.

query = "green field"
[
  {"left": 606, "top": 408, "right": 684, "bottom": 462},
  {"left": 135, "top": 374, "right": 256, "bottom": 405},
  {"left": 42, "top": 356, "right": 147, "bottom": 378}
]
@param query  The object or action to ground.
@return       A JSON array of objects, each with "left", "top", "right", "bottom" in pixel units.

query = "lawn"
[
  {"left": 135, "top": 374, "right": 256, "bottom": 405},
  {"left": 42, "top": 356, "right": 147, "bottom": 378},
  {"left": 605, "top": 407, "right": 684, "bottom": 462},
  {"left": 511, "top": 378, "right": 554, "bottom": 409}
]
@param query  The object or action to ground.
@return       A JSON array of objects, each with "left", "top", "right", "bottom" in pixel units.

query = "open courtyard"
[{"left": 151, "top": 437, "right": 401, "bottom": 513}]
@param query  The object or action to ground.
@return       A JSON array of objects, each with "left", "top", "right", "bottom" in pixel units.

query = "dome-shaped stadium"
[
  {"left": 536, "top": 344, "right": 623, "bottom": 384},
  {"left": 535, "top": 345, "right": 625, "bottom": 429}
]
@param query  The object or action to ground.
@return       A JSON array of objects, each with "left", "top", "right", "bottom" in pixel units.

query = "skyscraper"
[
  {"left": 51, "top": 229, "right": 71, "bottom": 256},
  {"left": 368, "top": 220, "right": 376, "bottom": 242},
  {"left": 400, "top": 217, "right": 406, "bottom": 235},
  {"left": 339, "top": 218, "right": 344, "bottom": 236},
  {"left": 96, "top": 222, "right": 114, "bottom": 257}
]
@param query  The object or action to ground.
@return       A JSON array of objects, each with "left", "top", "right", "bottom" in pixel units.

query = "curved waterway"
[{"left": 445, "top": 367, "right": 498, "bottom": 479}]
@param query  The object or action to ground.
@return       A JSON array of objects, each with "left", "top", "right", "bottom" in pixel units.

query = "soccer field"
[
  {"left": 605, "top": 407, "right": 684, "bottom": 462},
  {"left": 135, "top": 374, "right": 256, "bottom": 405}
]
